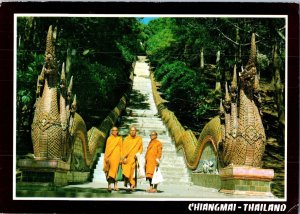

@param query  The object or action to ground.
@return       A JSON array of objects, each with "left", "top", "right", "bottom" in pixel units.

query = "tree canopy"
[{"left": 143, "top": 17, "right": 285, "bottom": 131}]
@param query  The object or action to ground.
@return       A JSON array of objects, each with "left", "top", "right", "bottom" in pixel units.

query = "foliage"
[
  {"left": 155, "top": 61, "right": 210, "bottom": 129},
  {"left": 144, "top": 17, "right": 286, "bottom": 131},
  {"left": 144, "top": 18, "right": 175, "bottom": 67},
  {"left": 257, "top": 52, "right": 270, "bottom": 73}
]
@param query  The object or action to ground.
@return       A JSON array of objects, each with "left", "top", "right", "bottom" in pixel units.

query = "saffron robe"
[
  {"left": 145, "top": 139, "right": 162, "bottom": 178},
  {"left": 122, "top": 135, "right": 143, "bottom": 186},
  {"left": 103, "top": 135, "right": 122, "bottom": 180}
]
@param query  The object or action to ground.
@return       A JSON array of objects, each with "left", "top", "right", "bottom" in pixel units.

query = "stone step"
[
  {"left": 93, "top": 164, "right": 189, "bottom": 174},
  {"left": 94, "top": 168, "right": 103, "bottom": 173},
  {"left": 144, "top": 141, "right": 175, "bottom": 147},
  {"left": 93, "top": 155, "right": 181, "bottom": 169},
  {"left": 142, "top": 144, "right": 175, "bottom": 151},
  {"left": 140, "top": 152, "right": 180, "bottom": 158},
  {"left": 93, "top": 155, "right": 106, "bottom": 183},
  {"left": 132, "top": 81, "right": 151, "bottom": 85},
  {"left": 141, "top": 145, "right": 177, "bottom": 152},
  {"left": 93, "top": 174, "right": 105, "bottom": 180},
  {"left": 138, "top": 177, "right": 192, "bottom": 185},
  {"left": 132, "top": 77, "right": 150, "bottom": 80},
  {"left": 124, "top": 116, "right": 163, "bottom": 121},
  {"left": 130, "top": 89, "right": 152, "bottom": 94},
  {"left": 135, "top": 129, "right": 169, "bottom": 136},
  {"left": 119, "top": 129, "right": 169, "bottom": 137},
  {"left": 131, "top": 88, "right": 152, "bottom": 93},
  {"left": 127, "top": 109, "right": 158, "bottom": 117},
  {"left": 93, "top": 171, "right": 190, "bottom": 185},
  {"left": 94, "top": 150, "right": 186, "bottom": 168},
  {"left": 162, "top": 175, "right": 191, "bottom": 183},
  {"left": 95, "top": 159, "right": 186, "bottom": 173},
  {"left": 127, "top": 97, "right": 155, "bottom": 102},
  {"left": 140, "top": 139, "right": 173, "bottom": 143},
  {"left": 133, "top": 81, "right": 151, "bottom": 84},
  {"left": 122, "top": 117, "right": 164, "bottom": 125},
  {"left": 127, "top": 107, "right": 158, "bottom": 113},
  {"left": 138, "top": 181, "right": 193, "bottom": 186},
  {"left": 160, "top": 157, "right": 186, "bottom": 165},
  {"left": 131, "top": 86, "right": 152, "bottom": 91},
  {"left": 124, "top": 123, "right": 166, "bottom": 130},
  {"left": 159, "top": 166, "right": 189, "bottom": 174},
  {"left": 141, "top": 137, "right": 173, "bottom": 143},
  {"left": 130, "top": 91, "right": 152, "bottom": 95}
]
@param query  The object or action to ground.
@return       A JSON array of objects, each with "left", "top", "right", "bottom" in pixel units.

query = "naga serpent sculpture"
[
  {"left": 152, "top": 33, "right": 266, "bottom": 171},
  {"left": 218, "top": 33, "right": 266, "bottom": 167},
  {"left": 31, "top": 26, "right": 101, "bottom": 171}
]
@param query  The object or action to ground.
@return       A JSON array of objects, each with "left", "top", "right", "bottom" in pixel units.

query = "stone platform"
[
  {"left": 219, "top": 165, "right": 274, "bottom": 197},
  {"left": 18, "top": 159, "right": 72, "bottom": 186}
]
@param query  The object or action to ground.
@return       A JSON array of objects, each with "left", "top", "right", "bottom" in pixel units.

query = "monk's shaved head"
[{"left": 130, "top": 126, "right": 137, "bottom": 137}]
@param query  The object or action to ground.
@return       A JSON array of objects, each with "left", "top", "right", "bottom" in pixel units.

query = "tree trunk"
[
  {"left": 215, "top": 50, "right": 221, "bottom": 94},
  {"left": 235, "top": 27, "right": 241, "bottom": 66},
  {"left": 200, "top": 47, "right": 204, "bottom": 69},
  {"left": 273, "top": 43, "right": 285, "bottom": 144},
  {"left": 66, "top": 48, "right": 72, "bottom": 75},
  {"left": 18, "top": 35, "right": 22, "bottom": 48}
]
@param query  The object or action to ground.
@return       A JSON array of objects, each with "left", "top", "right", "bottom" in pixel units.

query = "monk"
[
  {"left": 145, "top": 131, "right": 162, "bottom": 193},
  {"left": 121, "top": 126, "right": 143, "bottom": 191},
  {"left": 103, "top": 126, "right": 122, "bottom": 192}
]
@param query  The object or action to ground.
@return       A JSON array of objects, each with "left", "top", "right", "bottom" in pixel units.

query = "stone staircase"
[{"left": 92, "top": 57, "right": 192, "bottom": 186}]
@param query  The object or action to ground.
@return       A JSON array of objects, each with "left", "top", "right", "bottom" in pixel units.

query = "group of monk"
[{"left": 103, "top": 126, "right": 163, "bottom": 193}]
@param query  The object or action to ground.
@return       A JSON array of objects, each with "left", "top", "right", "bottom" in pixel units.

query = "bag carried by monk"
[
  {"left": 115, "top": 165, "right": 123, "bottom": 181},
  {"left": 136, "top": 155, "right": 146, "bottom": 179},
  {"left": 152, "top": 166, "right": 163, "bottom": 184}
]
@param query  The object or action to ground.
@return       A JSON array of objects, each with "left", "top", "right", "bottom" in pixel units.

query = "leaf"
[
  {"left": 28, "top": 66, "right": 33, "bottom": 73},
  {"left": 21, "top": 95, "right": 30, "bottom": 104},
  {"left": 82, "top": 49, "right": 90, "bottom": 55}
]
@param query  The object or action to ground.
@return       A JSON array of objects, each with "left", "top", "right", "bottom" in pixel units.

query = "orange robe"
[
  {"left": 103, "top": 135, "right": 122, "bottom": 180},
  {"left": 145, "top": 139, "right": 162, "bottom": 178},
  {"left": 121, "top": 135, "right": 143, "bottom": 187}
]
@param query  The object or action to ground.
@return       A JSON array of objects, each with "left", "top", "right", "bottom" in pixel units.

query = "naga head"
[
  {"left": 44, "top": 25, "right": 58, "bottom": 77},
  {"left": 223, "top": 82, "right": 231, "bottom": 113},
  {"left": 219, "top": 99, "right": 225, "bottom": 123},
  {"left": 71, "top": 94, "right": 77, "bottom": 113},
  {"left": 230, "top": 64, "right": 238, "bottom": 101},
  {"left": 67, "top": 76, "right": 73, "bottom": 104},
  {"left": 239, "top": 33, "right": 257, "bottom": 89}
]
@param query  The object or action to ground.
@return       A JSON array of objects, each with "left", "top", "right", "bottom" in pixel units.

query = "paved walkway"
[{"left": 64, "top": 181, "right": 263, "bottom": 199}]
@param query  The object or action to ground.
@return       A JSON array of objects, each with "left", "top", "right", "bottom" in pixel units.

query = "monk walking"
[
  {"left": 103, "top": 126, "right": 122, "bottom": 192},
  {"left": 121, "top": 126, "right": 143, "bottom": 191},
  {"left": 145, "top": 131, "right": 162, "bottom": 193}
]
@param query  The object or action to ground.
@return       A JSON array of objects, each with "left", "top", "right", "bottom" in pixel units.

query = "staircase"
[{"left": 93, "top": 56, "right": 192, "bottom": 186}]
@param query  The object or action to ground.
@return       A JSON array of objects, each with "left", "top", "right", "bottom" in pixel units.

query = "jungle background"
[{"left": 16, "top": 17, "right": 285, "bottom": 197}]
